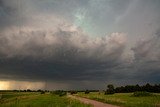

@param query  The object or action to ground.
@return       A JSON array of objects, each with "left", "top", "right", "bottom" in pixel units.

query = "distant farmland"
[
  {"left": 0, "top": 91, "right": 92, "bottom": 107},
  {"left": 77, "top": 92, "right": 160, "bottom": 107},
  {"left": 0, "top": 90, "right": 160, "bottom": 107},
  {"left": 1, "top": 84, "right": 160, "bottom": 107}
]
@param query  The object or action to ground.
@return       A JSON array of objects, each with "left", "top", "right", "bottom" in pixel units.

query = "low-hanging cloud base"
[{"left": 0, "top": 0, "right": 160, "bottom": 90}]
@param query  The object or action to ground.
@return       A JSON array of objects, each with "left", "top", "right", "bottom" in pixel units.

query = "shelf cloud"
[{"left": 0, "top": 0, "right": 160, "bottom": 89}]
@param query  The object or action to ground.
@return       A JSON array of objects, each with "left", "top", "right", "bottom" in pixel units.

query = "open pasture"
[
  {"left": 77, "top": 92, "right": 160, "bottom": 107},
  {"left": 0, "top": 92, "right": 92, "bottom": 107}
]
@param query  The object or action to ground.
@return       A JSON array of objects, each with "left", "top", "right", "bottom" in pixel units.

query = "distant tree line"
[
  {"left": 0, "top": 83, "right": 159, "bottom": 94},
  {"left": 115, "top": 83, "right": 160, "bottom": 93}
]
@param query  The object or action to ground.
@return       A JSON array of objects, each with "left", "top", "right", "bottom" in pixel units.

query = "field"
[
  {"left": 77, "top": 92, "right": 160, "bottom": 107},
  {"left": 1, "top": 91, "right": 160, "bottom": 107},
  {"left": 0, "top": 92, "right": 92, "bottom": 107}
]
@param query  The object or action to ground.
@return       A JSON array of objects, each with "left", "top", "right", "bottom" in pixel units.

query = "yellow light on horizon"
[
  {"left": 0, "top": 81, "right": 45, "bottom": 90},
  {"left": 0, "top": 81, "right": 10, "bottom": 90}
]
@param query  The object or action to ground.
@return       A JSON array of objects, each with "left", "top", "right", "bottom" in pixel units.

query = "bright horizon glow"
[
  {"left": 0, "top": 81, "right": 45, "bottom": 90},
  {"left": 0, "top": 81, "right": 10, "bottom": 90}
]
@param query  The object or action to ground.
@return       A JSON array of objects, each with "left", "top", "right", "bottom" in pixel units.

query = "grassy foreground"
[
  {"left": 77, "top": 92, "right": 160, "bottom": 107},
  {"left": 0, "top": 92, "right": 92, "bottom": 107}
]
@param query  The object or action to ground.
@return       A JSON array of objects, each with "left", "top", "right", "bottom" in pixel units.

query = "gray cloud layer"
[
  {"left": 0, "top": 0, "right": 160, "bottom": 89},
  {"left": 130, "top": 31, "right": 160, "bottom": 83},
  {"left": 0, "top": 27, "right": 126, "bottom": 81}
]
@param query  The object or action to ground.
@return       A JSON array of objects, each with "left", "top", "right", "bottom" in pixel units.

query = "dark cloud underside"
[{"left": 0, "top": 0, "right": 160, "bottom": 89}]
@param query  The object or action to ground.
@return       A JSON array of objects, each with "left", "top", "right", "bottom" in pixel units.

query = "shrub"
[
  {"left": 41, "top": 91, "right": 45, "bottom": 94},
  {"left": 70, "top": 91, "right": 77, "bottom": 95},
  {"left": 132, "top": 91, "right": 152, "bottom": 97},
  {"left": 85, "top": 90, "right": 90, "bottom": 94},
  {"left": 51, "top": 90, "right": 67, "bottom": 96},
  {"left": 59, "top": 92, "right": 67, "bottom": 96},
  {"left": 26, "top": 89, "right": 31, "bottom": 92},
  {"left": 105, "top": 84, "right": 115, "bottom": 95}
]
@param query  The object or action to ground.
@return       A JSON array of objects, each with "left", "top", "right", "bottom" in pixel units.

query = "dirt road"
[{"left": 68, "top": 95, "right": 120, "bottom": 107}]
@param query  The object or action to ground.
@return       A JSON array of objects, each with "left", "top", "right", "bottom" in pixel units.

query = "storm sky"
[{"left": 0, "top": 0, "right": 160, "bottom": 90}]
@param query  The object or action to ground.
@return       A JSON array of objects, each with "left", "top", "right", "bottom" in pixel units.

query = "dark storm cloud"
[
  {"left": 132, "top": 31, "right": 160, "bottom": 62},
  {"left": 0, "top": 0, "right": 160, "bottom": 89},
  {"left": 0, "top": 27, "right": 127, "bottom": 82},
  {"left": 130, "top": 31, "right": 160, "bottom": 83},
  {"left": 0, "top": 0, "right": 129, "bottom": 87}
]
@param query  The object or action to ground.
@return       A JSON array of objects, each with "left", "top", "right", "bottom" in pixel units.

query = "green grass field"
[
  {"left": 0, "top": 92, "right": 92, "bottom": 107},
  {"left": 77, "top": 92, "right": 160, "bottom": 107}
]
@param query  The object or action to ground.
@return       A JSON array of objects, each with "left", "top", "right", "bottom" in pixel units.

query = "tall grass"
[
  {"left": 77, "top": 92, "right": 160, "bottom": 107},
  {"left": 0, "top": 92, "right": 92, "bottom": 107}
]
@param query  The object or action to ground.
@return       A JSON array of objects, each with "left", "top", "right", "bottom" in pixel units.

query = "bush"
[
  {"left": 85, "top": 90, "right": 90, "bottom": 94},
  {"left": 105, "top": 84, "right": 115, "bottom": 95},
  {"left": 132, "top": 91, "right": 152, "bottom": 97},
  {"left": 41, "top": 91, "right": 45, "bottom": 94},
  {"left": 51, "top": 90, "right": 67, "bottom": 97},
  {"left": 59, "top": 92, "right": 67, "bottom": 96},
  {"left": 70, "top": 91, "right": 77, "bottom": 95},
  {"left": 26, "top": 89, "right": 31, "bottom": 92}
]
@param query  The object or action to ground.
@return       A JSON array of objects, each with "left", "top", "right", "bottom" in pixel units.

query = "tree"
[
  {"left": 41, "top": 91, "right": 45, "bottom": 94},
  {"left": 105, "top": 84, "right": 115, "bottom": 94},
  {"left": 85, "top": 90, "right": 90, "bottom": 94}
]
